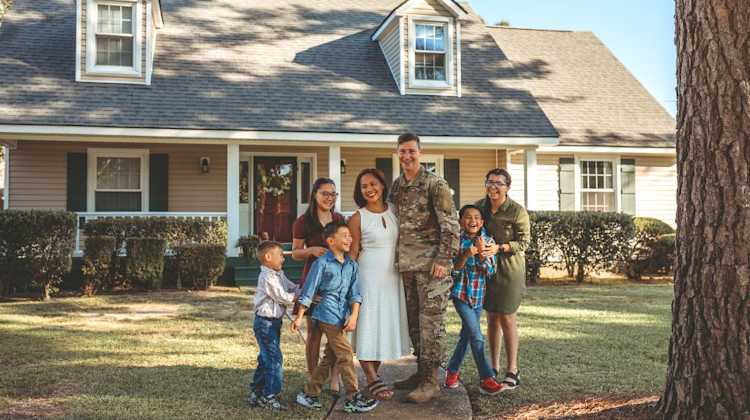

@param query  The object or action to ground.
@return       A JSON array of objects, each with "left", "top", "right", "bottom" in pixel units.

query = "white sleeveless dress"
[{"left": 351, "top": 207, "right": 412, "bottom": 361}]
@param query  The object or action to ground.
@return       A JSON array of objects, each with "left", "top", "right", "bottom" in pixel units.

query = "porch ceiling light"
[{"left": 200, "top": 157, "right": 210, "bottom": 173}]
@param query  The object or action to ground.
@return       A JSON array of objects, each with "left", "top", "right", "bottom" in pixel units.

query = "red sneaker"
[
  {"left": 479, "top": 377, "right": 504, "bottom": 395},
  {"left": 444, "top": 370, "right": 460, "bottom": 389}
]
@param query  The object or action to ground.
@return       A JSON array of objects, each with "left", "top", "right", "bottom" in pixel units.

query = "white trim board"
[
  {"left": 3, "top": 146, "right": 9, "bottom": 209},
  {"left": 371, "top": 0, "right": 469, "bottom": 41},
  {"left": 0, "top": 125, "right": 560, "bottom": 147},
  {"left": 539, "top": 145, "right": 675, "bottom": 155}
]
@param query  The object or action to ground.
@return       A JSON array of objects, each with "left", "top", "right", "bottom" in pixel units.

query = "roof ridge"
[{"left": 486, "top": 25, "right": 576, "bottom": 33}]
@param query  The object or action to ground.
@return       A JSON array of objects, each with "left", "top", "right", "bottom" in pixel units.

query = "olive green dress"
[{"left": 475, "top": 197, "right": 530, "bottom": 314}]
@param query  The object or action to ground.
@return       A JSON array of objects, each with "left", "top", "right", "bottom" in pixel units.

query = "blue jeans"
[
  {"left": 447, "top": 297, "right": 494, "bottom": 380},
  {"left": 251, "top": 315, "right": 283, "bottom": 397}
]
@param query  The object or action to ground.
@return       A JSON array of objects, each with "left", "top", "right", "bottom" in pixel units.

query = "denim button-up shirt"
[{"left": 297, "top": 251, "right": 363, "bottom": 328}]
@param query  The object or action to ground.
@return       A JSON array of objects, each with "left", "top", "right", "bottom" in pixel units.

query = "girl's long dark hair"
[{"left": 303, "top": 177, "right": 336, "bottom": 235}]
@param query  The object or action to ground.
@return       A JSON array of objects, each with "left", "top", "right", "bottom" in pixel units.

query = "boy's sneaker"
[
  {"left": 444, "top": 370, "right": 460, "bottom": 389},
  {"left": 295, "top": 392, "right": 322, "bottom": 409},
  {"left": 258, "top": 395, "right": 287, "bottom": 411},
  {"left": 501, "top": 371, "right": 521, "bottom": 391},
  {"left": 246, "top": 390, "right": 259, "bottom": 407},
  {"left": 343, "top": 392, "right": 378, "bottom": 413},
  {"left": 479, "top": 377, "right": 504, "bottom": 396}
]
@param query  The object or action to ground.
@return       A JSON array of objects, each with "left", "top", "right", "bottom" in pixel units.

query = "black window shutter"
[
  {"left": 375, "top": 158, "right": 393, "bottom": 187},
  {"left": 66, "top": 152, "right": 87, "bottom": 211},
  {"left": 620, "top": 158, "right": 636, "bottom": 215},
  {"left": 444, "top": 158, "right": 460, "bottom": 210},
  {"left": 149, "top": 154, "right": 169, "bottom": 212},
  {"left": 559, "top": 157, "right": 576, "bottom": 211}
]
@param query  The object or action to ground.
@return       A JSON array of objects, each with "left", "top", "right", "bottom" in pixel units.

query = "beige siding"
[
  {"left": 509, "top": 152, "right": 567, "bottom": 211},
  {"left": 340, "top": 147, "right": 505, "bottom": 212},
  {"left": 8, "top": 141, "right": 228, "bottom": 211},
  {"left": 80, "top": 0, "right": 148, "bottom": 83},
  {"left": 379, "top": 20, "right": 402, "bottom": 90},
  {"left": 633, "top": 156, "right": 677, "bottom": 226}
]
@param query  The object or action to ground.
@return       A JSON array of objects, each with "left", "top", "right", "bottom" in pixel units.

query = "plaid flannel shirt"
[{"left": 451, "top": 228, "right": 497, "bottom": 309}]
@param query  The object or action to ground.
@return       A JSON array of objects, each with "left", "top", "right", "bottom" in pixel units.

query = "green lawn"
[{"left": 0, "top": 284, "right": 673, "bottom": 419}]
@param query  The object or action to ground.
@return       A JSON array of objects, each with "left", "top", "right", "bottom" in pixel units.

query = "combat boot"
[
  {"left": 405, "top": 367, "right": 441, "bottom": 403},
  {"left": 394, "top": 369, "right": 421, "bottom": 390}
]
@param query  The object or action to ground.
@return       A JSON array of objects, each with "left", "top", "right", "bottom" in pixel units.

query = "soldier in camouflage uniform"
[{"left": 388, "top": 133, "right": 460, "bottom": 403}]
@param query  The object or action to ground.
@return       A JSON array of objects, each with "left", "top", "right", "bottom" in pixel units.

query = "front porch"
[{"left": 4, "top": 139, "right": 545, "bottom": 259}]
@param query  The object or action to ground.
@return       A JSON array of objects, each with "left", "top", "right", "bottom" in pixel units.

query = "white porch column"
[
  {"left": 226, "top": 144, "right": 240, "bottom": 257},
  {"left": 2, "top": 145, "right": 9, "bottom": 210},
  {"left": 523, "top": 148, "right": 538, "bottom": 210},
  {"left": 329, "top": 145, "right": 342, "bottom": 210}
]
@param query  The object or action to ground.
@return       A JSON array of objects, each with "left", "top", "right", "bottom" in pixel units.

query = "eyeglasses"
[
  {"left": 318, "top": 192, "right": 339, "bottom": 199},
  {"left": 485, "top": 181, "right": 508, "bottom": 188}
]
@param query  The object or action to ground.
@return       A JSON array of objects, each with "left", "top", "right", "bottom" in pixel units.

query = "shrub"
[
  {"left": 84, "top": 218, "right": 228, "bottom": 252},
  {"left": 627, "top": 233, "right": 676, "bottom": 280},
  {"left": 237, "top": 235, "right": 260, "bottom": 260},
  {"left": 525, "top": 211, "right": 558, "bottom": 284},
  {"left": 81, "top": 236, "right": 116, "bottom": 296},
  {"left": 0, "top": 210, "right": 76, "bottom": 299},
  {"left": 174, "top": 244, "right": 226, "bottom": 290},
  {"left": 126, "top": 238, "right": 167, "bottom": 290},
  {"left": 624, "top": 218, "right": 676, "bottom": 280}
]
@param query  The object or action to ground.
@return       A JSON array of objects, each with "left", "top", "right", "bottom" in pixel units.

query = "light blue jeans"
[{"left": 447, "top": 297, "right": 494, "bottom": 379}]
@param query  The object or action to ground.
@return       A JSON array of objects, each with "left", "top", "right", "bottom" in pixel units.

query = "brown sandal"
[{"left": 368, "top": 378, "right": 394, "bottom": 400}]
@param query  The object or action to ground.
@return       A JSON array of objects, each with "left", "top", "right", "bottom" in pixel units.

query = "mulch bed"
[{"left": 487, "top": 394, "right": 660, "bottom": 420}]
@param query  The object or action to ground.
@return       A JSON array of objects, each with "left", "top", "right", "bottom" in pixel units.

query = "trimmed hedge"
[
  {"left": 126, "top": 238, "right": 167, "bottom": 290},
  {"left": 525, "top": 211, "right": 635, "bottom": 283},
  {"left": 82, "top": 236, "right": 116, "bottom": 296},
  {"left": 83, "top": 218, "right": 228, "bottom": 252},
  {"left": 174, "top": 244, "right": 226, "bottom": 290},
  {"left": 237, "top": 235, "right": 260, "bottom": 259},
  {"left": 624, "top": 217, "right": 676, "bottom": 280},
  {"left": 0, "top": 210, "right": 76, "bottom": 299}
]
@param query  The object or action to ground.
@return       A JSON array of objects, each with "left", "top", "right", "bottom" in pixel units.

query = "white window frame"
[
  {"left": 574, "top": 155, "right": 621, "bottom": 212},
  {"left": 408, "top": 15, "right": 453, "bottom": 89},
  {"left": 86, "top": 0, "right": 142, "bottom": 77},
  {"left": 391, "top": 153, "right": 444, "bottom": 182},
  {"left": 87, "top": 148, "right": 149, "bottom": 212}
]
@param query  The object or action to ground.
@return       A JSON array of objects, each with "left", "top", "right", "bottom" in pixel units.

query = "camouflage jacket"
[{"left": 389, "top": 166, "right": 460, "bottom": 272}]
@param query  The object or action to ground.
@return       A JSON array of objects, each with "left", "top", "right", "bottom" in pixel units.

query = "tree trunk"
[{"left": 659, "top": 2, "right": 750, "bottom": 418}]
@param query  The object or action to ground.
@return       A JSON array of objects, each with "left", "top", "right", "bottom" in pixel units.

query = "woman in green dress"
[{"left": 474, "top": 168, "right": 530, "bottom": 391}]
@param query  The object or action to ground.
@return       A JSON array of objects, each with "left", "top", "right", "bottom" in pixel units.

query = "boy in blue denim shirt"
[
  {"left": 291, "top": 221, "right": 378, "bottom": 414},
  {"left": 249, "top": 240, "right": 299, "bottom": 411}
]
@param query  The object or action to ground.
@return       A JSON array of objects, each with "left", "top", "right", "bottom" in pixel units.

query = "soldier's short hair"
[
  {"left": 397, "top": 132, "right": 421, "bottom": 148},
  {"left": 256, "top": 240, "right": 283, "bottom": 263},
  {"left": 323, "top": 220, "right": 348, "bottom": 240},
  {"left": 485, "top": 168, "right": 512, "bottom": 187},
  {"left": 459, "top": 204, "right": 483, "bottom": 219}
]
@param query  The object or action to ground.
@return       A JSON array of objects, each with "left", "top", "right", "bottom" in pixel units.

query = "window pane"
[
  {"left": 95, "top": 192, "right": 142, "bottom": 211},
  {"left": 416, "top": 38, "right": 425, "bottom": 50},
  {"left": 97, "top": 157, "right": 140, "bottom": 189},
  {"left": 416, "top": 24, "right": 427, "bottom": 38},
  {"left": 582, "top": 192, "right": 614, "bottom": 212},
  {"left": 240, "top": 161, "right": 249, "bottom": 204},
  {"left": 95, "top": 36, "right": 133, "bottom": 66},
  {"left": 425, "top": 38, "right": 434, "bottom": 50}
]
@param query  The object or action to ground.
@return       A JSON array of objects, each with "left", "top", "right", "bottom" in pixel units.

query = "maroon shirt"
[{"left": 292, "top": 212, "right": 345, "bottom": 288}]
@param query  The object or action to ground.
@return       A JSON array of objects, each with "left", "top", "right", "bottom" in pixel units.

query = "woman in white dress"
[{"left": 348, "top": 168, "right": 411, "bottom": 401}]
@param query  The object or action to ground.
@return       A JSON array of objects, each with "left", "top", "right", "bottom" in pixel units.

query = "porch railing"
[{"left": 74, "top": 212, "right": 228, "bottom": 256}]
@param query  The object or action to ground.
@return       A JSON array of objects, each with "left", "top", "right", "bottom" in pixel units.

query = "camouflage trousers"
[{"left": 402, "top": 271, "right": 452, "bottom": 371}]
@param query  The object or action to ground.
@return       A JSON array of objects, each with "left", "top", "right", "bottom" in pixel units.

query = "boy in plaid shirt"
[{"left": 444, "top": 205, "right": 504, "bottom": 395}]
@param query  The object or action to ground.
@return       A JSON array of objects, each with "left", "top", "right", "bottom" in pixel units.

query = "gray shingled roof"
[
  {"left": 489, "top": 27, "right": 675, "bottom": 147},
  {"left": 0, "top": 0, "right": 558, "bottom": 138}
]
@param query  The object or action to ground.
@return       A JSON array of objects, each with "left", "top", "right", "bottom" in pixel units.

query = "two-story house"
[{"left": 0, "top": 0, "right": 676, "bottom": 258}]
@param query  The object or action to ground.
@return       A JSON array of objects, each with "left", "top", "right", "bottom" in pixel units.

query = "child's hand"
[
  {"left": 312, "top": 294, "right": 322, "bottom": 304},
  {"left": 343, "top": 315, "right": 358, "bottom": 332},
  {"left": 476, "top": 236, "right": 486, "bottom": 252},
  {"left": 291, "top": 316, "right": 303, "bottom": 332},
  {"left": 466, "top": 244, "right": 480, "bottom": 257}
]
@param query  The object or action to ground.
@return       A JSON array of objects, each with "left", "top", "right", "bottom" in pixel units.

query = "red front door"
[{"left": 253, "top": 157, "right": 297, "bottom": 242}]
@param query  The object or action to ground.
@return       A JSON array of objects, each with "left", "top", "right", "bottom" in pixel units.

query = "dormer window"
[
  {"left": 408, "top": 16, "right": 453, "bottom": 90},
  {"left": 84, "top": 0, "right": 142, "bottom": 78},
  {"left": 415, "top": 23, "right": 447, "bottom": 81},
  {"left": 95, "top": 4, "right": 134, "bottom": 67}
]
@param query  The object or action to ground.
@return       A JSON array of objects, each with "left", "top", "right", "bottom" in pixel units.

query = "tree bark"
[{"left": 659, "top": 1, "right": 750, "bottom": 418}]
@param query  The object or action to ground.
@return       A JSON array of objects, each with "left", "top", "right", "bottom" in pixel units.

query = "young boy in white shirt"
[{"left": 248, "top": 241, "right": 298, "bottom": 411}]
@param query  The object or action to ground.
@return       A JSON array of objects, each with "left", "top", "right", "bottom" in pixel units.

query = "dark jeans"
[
  {"left": 251, "top": 315, "right": 283, "bottom": 397},
  {"left": 447, "top": 297, "right": 494, "bottom": 380}
]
